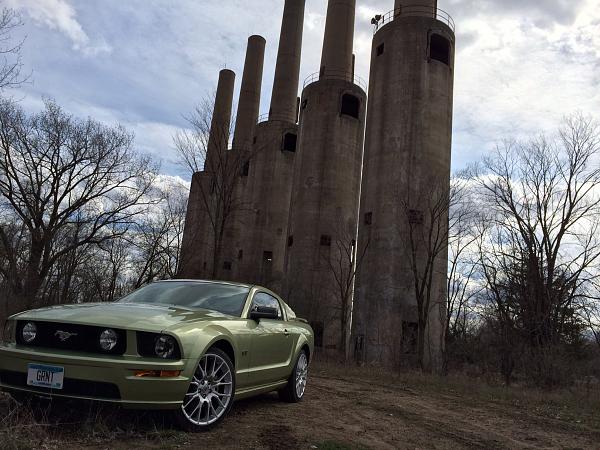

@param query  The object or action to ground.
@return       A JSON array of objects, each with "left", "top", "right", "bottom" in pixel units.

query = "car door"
[{"left": 247, "top": 291, "right": 295, "bottom": 385}]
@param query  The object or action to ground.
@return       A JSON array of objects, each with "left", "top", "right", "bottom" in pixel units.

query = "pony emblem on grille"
[{"left": 55, "top": 330, "right": 78, "bottom": 341}]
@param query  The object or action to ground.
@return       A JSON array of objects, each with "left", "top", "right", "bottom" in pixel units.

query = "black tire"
[
  {"left": 279, "top": 349, "right": 309, "bottom": 403},
  {"left": 174, "top": 347, "right": 236, "bottom": 431}
]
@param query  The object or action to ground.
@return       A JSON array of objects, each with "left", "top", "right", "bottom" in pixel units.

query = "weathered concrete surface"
[
  {"left": 205, "top": 69, "right": 235, "bottom": 172},
  {"left": 225, "top": 0, "right": 306, "bottom": 289},
  {"left": 179, "top": 172, "right": 215, "bottom": 279},
  {"left": 320, "top": 0, "right": 355, "bottom": 75},
  {"left": 283, "top": 0, "right": 365, "bottom": 354},
  {"left": 180, "top": 69, "right": 236, "bottom": 280},
  {"left": 233, "top": 120, "right": 298, "bottom": 292},
  {"left": 233, "top": 35, "right": 266, "bottom": 152},
  {"left": 222, "top": 35, "right": 266, "bottom": 282},
  {"left": 285, "top": 79, "right": 366, "bottom": 351},
  {"left": 352, "top": 15, "right": 455, "bottom": 368},
  {"left": 270, "top": 0, "right": 306, "bottom": 122},
  {"left": 395, "top": 0, "right": 437, "bottom": 10}
]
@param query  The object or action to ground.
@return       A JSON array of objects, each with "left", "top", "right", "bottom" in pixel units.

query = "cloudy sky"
[{"left": 6, "top": 0, "right": 600, "bottom": 180}]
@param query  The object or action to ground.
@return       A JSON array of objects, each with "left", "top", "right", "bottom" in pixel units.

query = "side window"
[{"left": 251, "top": 293, "right": 283, "bottom": 319}]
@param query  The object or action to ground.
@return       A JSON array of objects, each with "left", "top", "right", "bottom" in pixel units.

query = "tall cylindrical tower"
[
  {"left": 220, "top": 36, "right": 266, "bottom": 281},
  {"left": 205, "top": 69, "right": 236, "bottom": 172},
  {"left": 231, "top": 0, "right": 306, "bottom": 291},
  {"left": 269, "top": 0, "right": 306, "bottom": 122},
  {"left": 233, "top": 35, "right": 266, "bottom": 152},
  {"left": 352, "top": 0, "right": 455, "bottom": 368},
  {"left": 320, "top": 0, "right": 355, "bottom": 75},
  {"left": 180, "top": 69, "right": 236, "bottom": 279},
  {"left": 284, "top": 0, "right": 366, "bottom": 354}
]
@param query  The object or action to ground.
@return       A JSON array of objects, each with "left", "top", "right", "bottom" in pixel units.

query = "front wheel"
[
  {"left": 279, "top": 350, "right": 309, "bottom": 402},
  {"left": 174, "top": 348, "right": 235, "bottom": 431}
]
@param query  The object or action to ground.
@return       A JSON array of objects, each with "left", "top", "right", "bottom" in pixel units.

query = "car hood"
[{"left": 11, "top": 302, "right": 235, "bottom": 332}]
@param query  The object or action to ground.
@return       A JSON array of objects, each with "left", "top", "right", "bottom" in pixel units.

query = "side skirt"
[{"left": 234, "top": 380, "right": 288, "bottom": 400}]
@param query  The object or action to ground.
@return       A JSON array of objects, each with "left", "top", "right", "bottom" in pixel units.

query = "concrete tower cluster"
[{"left": 181, "top": 0, "right": 456, "bottom": 367}]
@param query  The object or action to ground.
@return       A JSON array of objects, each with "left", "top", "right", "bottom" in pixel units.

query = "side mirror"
[{"left": 250, "top": 306, "right": 278, "bottom": 321}]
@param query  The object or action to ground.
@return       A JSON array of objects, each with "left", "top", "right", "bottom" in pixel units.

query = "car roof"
[{"left": 156, "top": 279, "right": 259, "bottom": 290}]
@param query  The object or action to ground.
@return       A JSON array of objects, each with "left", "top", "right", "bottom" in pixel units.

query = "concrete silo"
[
  {"left": 284, "top": 0, "right": 367, "bottom": 353},
  {"left": 352, "top": 0, "right": 456, "bottom": 368}
]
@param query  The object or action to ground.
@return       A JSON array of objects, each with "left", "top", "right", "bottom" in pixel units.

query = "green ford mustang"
[{"left": 0, "top": 280, "right": 314, "bottom": 430}]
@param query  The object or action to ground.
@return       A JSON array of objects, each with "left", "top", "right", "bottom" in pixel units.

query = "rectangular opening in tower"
[
  {"left": 283, "top": 132, "right": 297, "bottom": 152},
  {"left": 241, "top": 160, "right": 250, "bottom": 177},
  {"left": 430, "top": 34, "right": 450, "bottom": 65},
  {"left": 320, "top": 235, "right": 332, "bottom": 246},
  {"left": 340, "top": 94, "right": 360, "bottom": 119}
]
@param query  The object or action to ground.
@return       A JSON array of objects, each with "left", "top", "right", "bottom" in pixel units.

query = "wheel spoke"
[
  {"left": 295, "top": 354, "right": 308, "bottom": 398},
  {"left": 213, "top": 394, "right": 226, "bottom": 409},
  {"left": 212, "top": 361, "right": 224, "bottom": 377},
  {"left": 181, "top": 352, "right": 234, "bottom": 426},
  {"left": 188, "top": 399, "right": 201, "bottom": 419}
]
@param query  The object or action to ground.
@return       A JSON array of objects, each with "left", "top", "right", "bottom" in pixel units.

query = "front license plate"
[{"left": 27, "top": 364, "right": 64, "bottom": 390}]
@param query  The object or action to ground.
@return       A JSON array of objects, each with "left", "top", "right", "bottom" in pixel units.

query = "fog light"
[
  {"left": 99, "top": 329, "right": 118, "bottom": 351},
  {"left": 22, "top": 322, "right": 37, "bottom": 343},
  {"left": 154, "top": 335, "right": 176, "bottom": 359}
]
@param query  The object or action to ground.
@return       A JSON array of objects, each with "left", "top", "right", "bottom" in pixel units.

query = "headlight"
[
  {"left": 22, "top": 322, "right": 37, "bottom": 343},
  {"left": 2, "top": 321, "right": 15, "bottom": 344},
  {"left": 155, "top": 335, "right": 176, "bottom": 359},
  {"left": 99, "top": 329, "right": 118, "bottom": 351}
]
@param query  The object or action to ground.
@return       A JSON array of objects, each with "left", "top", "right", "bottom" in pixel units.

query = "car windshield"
[{"left": 118, "top": 282, "right": 250, "bottom": 317}]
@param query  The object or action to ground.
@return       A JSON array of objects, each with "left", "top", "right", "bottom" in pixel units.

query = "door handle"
[{"left": 284, "top": 329, "right": 290, "bottom": 337}]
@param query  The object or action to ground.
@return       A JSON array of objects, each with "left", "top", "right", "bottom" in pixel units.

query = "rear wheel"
[
  {"left": 279, "top": 350, "right": 308, "bottom": 402},
  {"left": 174, "top": 348, "right": 235, "bottom": 431}
]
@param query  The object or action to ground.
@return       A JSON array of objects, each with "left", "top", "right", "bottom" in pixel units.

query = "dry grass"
[
  {"left": 312, "top": 360, "right": 600, "bottom": 430},
  {"left": 2, "top": 363, "right": 600, "bottom": 449},
  {"left": 0, "top": 392, "right": 188, "bottom": 450}
]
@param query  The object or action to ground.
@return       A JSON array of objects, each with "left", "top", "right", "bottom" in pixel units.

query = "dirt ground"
[{"left": 2, "top": 364, "right": 600, "bottom": 449}]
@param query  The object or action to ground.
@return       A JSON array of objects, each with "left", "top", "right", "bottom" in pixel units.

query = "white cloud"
[
  {"left": 449, "top": 0, "right": 600, "bottom": 167},
  {"left": 11, "top": 0, "right": 600, "bottom": 179},
  {"left": 7, "top": 0, "right": 111, "bottom": 55}
]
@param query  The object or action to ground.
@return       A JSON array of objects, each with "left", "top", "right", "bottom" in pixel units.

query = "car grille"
[
  {"left": 0, "top": 370, "right": 121, "bottom": 400},
  {"left": 15, "top": 321, "right": 127, "bottom": 356}
]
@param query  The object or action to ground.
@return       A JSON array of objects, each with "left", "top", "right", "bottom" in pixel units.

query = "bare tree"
[
  {"left": 0, "top": 99, "right": 157, "bottom": 312},
  {"left": 321, "top": 220, "right": 369, "bottom": 360},
  {"left": 580, "top": 292, "right": 600, "bottom": 350},
  {"left": 0, "top": 7, "right": 28, "bottom": 91},
  {"left": 444, "top": 180, "right": 486, "bottom": 371},
  {"left": 175, "top": 96, "right": 275, "bottom": 280},
  {"left": 131, "top": 181, "right": 188, "bottom": 287},
  {"left": 175, "top": 98, "right": 248, "bottom": 279},
  {"left": 470, "top": 114, "right": 600, "bottom": 385},
  {"left": 400, "top": 177, "right": 465, "bottom": 372}
]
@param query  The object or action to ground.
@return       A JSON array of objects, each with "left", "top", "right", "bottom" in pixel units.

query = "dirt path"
[{"left": 3, "top": 370, "right": 600, "bottom": 449}]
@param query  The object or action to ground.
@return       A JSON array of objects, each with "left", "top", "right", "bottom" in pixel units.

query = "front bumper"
[{"left": 0, "top": 344, "right": 192, "bottom": 409}]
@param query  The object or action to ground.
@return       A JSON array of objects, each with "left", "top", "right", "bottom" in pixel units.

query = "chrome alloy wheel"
[
  {"left": 181, "top": 352, "right": 233, "bottom": 426},
  {"left": 295, "top": 352, "right": 308, "bottom": 398}
]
